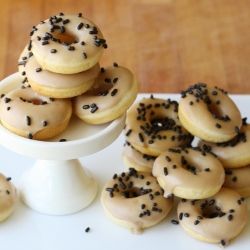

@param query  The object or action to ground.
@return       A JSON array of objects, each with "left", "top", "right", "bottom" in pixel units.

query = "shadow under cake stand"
[{"left": 0, "top": 73, "right": 126, "bottom": 215}]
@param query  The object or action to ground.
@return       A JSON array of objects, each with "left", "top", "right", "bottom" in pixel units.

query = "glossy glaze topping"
[
  {"left": 179, "top": 84, "right": 242, "bottom": 142},
  {"left": 101, "top": 168, "right": 173, "bottom": 234},
  {"left": 124, "top": 96, "right": 194, "bottom": 156},
  {"left": 152, "top": 147, "right": 225, "bottom": 199},
  {"left": 177, "top": 188, "right": 248, "bottom": 247},
  {"left": 30, "top": 13, "right": 106, "bottom": 73},
  {"left": 0, "top": 86, "right": 72, "bottom": 139}
]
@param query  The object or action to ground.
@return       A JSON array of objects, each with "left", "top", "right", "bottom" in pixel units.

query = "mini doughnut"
[
  {"left": 177, "top": 188, "right": 248, "bottom": 247},
  {"left": 72, "top": 63, "right": 138, "bottom": 124},
  {"left": 0, "top": 173, "right": 17, "bottom": 222},
  {"left": 223, "top": 165, "right": 250, "bottom": 198},
  {"left": 30, "top": 13, "right": 107, "bottom": 74},
  {"left": 123, "top": 96, "right": 194, "bottom": 156},
  {"left": 178, "top": 83, "right": 242, "bottom": 143},
  {"left": 122, "top": 141, "right": 156, "bottom": 172},
  {"left": 18, "top": 46, "right": 100, "bottom": 98},
  {"left": 101, "top": 168, "right": 174, "bottom": 234},
  {"left": 152, "top": 147, "right": 225, "bottom": 199},
  {"left": 198, "top": 121, "right": 250, "bottom": 168},
  {"left": 0, "top": 86, "right": 72, "bottom": 140}
]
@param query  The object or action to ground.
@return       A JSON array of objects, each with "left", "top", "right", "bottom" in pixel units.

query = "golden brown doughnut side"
[
  {"left": 198, "top": 122, "right": 250, "bottom": 168},
  {"left": 223, "top": 165, "right": 250, "bottom": 198},
  {"left": 18, "top": 46, "right": 100, "bottom": 98},
  {"left": 122, "top": 142, "right": 156, "bottom": 172}
]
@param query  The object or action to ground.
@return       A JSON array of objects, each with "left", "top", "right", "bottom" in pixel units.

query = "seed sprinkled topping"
[{"left": 26, "top": 116, "right": 31, "bottom": 126}]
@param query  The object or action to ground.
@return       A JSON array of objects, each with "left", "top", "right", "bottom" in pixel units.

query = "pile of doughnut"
[
  {"left": 101, "top": 84, "right": 249, "bottom": 248},
  {"left": 0, "top": 13, "right": 138, "bottom": 140}
]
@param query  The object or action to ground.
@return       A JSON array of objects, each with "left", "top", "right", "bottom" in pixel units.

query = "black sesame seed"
[
  {"left": 215, "top": 123, "right": 221, "bottom": 128},
  {"left": 179, "top": 213, "right": 183, "bottom": 220},
  {"left": 232, "top": 176, "right": 237, "bottom": 182},
  {"left": 6, "top": 190, "right": 10, "bottom": 194},
  {"left": 82, "top": 53, "right": 87, "bottom": 59},
  {"left": 91, "top": 106, "right": 98, "bottom": 113},
  {"left": 165, "top": 156, "right": 171, "bottom": 162},
  {"left": 221, "top": 240, "right": 226, "bottom": 246},
  {"left": 85, "top": 227, "right": 90, "bottom": 233},
  {"left": 194, "top": 220, "right": 200, "bottom": 225},
  {"left": 59, "top": 25, "right": 66, "bottom": 33},
  {"left": 59, "top": 139, "right": 67, "bottom": 142},
  {"left": 77, "top": 22, "right": 84, "bottom": 30},
  {"left": 171, "top": 220, "right": 179, "bottom": 225},
  {"left": 227, "top": 214, "right": 233, "bottom": 221},
  {"left": 225, "top": 170, "right": 232, "bottom": 175},
  {"left": 235, "top": 126, "right": 240, "bottom": 133},
  {"left": 138, "top": 133, "right": 144, "bottom": 142},
  {"left": 125, "top": 129, "right": 132, "bottom": 136},
  {"left": 111, "top": 89, "right": 118, "bottom": 96},
  {"left": 26, "top": 116, "right": 31, "bottom": 126},
  {"left": 82, "top": 105, "right": 90, "bottom": 109},
  {"left": 163, "top": 167, "right": 168, "bottom": 176},
  {"left": 50, "top": 49, "right": 57, "bottom": 53},
  {"left": 42, "top": 41, "right": 49, "bottom": 46}
]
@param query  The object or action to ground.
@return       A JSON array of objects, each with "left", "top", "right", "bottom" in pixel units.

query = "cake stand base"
[{"left": 19, "top": 159, "right": 98, "bottom": 215}]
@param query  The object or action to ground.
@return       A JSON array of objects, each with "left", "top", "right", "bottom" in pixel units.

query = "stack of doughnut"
[
  {"left": 0, "top": 13, "right": 138, "bottom": 140},
  {"left": 101, "top": 84, "right": 249, "bottom": 247}
]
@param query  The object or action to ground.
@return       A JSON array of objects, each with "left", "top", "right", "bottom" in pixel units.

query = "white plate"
[{"left": 0, "top": 93, "right": 249, "bottom": 250}]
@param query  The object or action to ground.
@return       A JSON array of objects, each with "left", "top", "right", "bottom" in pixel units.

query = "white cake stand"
[{"left": 0, "top": 73, "right": 126, "bottom": 215}]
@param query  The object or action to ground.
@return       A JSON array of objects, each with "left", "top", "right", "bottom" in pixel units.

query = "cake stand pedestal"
[{"left": 0, "top": 73, "right": 126, "bottom": 215}]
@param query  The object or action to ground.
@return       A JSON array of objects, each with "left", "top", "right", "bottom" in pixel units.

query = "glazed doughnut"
[
  {"left": 72, "top": 63, "right": 138, "bottom": 124},
  {"left": 123, "top": 96, "right": 194, "bottom": 156},
  {"left": 30, "top": 13, "right": 107, "bottom": 74},
  {"left": 177, "top": 188, "right": 248, "bottom": 247},
  {"left": 0, "top": 86, "right": 72, "bottom": 140},
  {"left": 152, "top": 147, "right": 225, "bottom": 199},
  {"left": 18, "top": 46, "right": 100, "bottom": 98},
  {"left": 198, "top": 121, "right": 250, "bottom": 168},
  {"left": 0, "top": 173, "right": 17, "bottom": 222},
  {"left": 101, "top": 168, "right": 174, "bottom": 234},
  {"left": 122, "top": 141, "right": 156, "bottom": 172},
  {"left": 223, "top": 165, "right": 250, "bottom": 198},
  {"left": 178, "top": 83, "right": 242, "bottom": 143}
]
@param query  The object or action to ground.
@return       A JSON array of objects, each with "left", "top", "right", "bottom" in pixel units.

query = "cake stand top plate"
[{"left": 0, "top": 73, "right": 126, "bottom": 160}]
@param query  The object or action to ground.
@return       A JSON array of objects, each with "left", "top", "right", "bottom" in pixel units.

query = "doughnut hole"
[
  {"left": 202, "top": 202, "right": 223, "bottom": 218},
  {"left": 122, "top": 187, "right": 142, "bottom": 198},
  {"left": 180, "top": 157, "right": 203, "bottom": 174},
  {"left": 56, "top": 33, "right": 77, "bottom": 45}
]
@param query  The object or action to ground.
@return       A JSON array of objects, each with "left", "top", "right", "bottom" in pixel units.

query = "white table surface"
[{"left": 0, "top": 93, "right": 250, "bottom": 250}]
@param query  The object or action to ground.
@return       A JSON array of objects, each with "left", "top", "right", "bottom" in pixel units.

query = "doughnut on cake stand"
[{"left": 0, "top": 73, "right": 126, "bottom": 215}]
